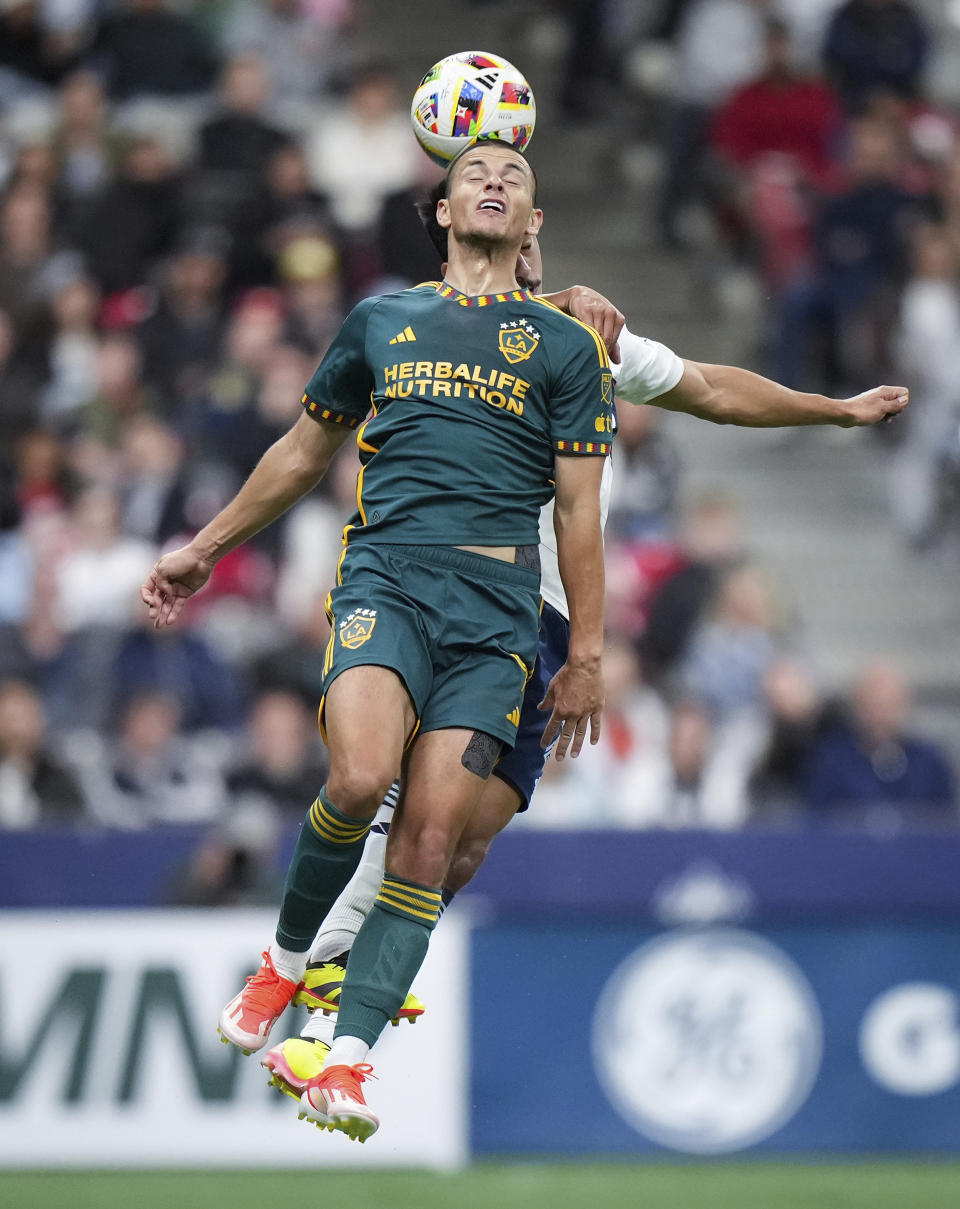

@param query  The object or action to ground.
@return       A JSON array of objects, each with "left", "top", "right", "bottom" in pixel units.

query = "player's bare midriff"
[{"left": 456, "top": 544, "right": 516, "bottom": 562}]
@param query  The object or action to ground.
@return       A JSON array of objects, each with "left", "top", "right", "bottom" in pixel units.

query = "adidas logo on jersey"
[
  {"left": 506, "top": 706, "right": 521, "bottom": 726},
  {"left": 389, "top": 326, "right": 416, "bottom": 344}
]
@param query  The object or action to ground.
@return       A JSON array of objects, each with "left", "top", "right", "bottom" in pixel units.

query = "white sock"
[
  {"left": 309, "top": 788, "right": 397, "bottom": 964},
  {"left": 269, "top": 941, "right": 308, "bottom": 984},
  {"left": 326, "top": 1035, "right": 370, "bottom": 1068},
  {"left": 300, "top": 1011, "right": 336, "bottom": 1046}
]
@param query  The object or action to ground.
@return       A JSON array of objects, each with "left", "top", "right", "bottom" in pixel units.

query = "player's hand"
[
  {"left": 839, "top": 384, "right": 909, "bottom": 426},
  {"left": 538, "top": 658, "right": 604, "bottom": 760},
  {"left": 563, "top": 286, "right": 625, "bottom": 364},
  {"left": 140, "top": 543, "right": 215, "bottom": 628}
]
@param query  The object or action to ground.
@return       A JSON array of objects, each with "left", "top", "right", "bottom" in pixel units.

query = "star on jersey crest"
[{"left": 498, "top": 317, "right": 541, "bottom": 364}]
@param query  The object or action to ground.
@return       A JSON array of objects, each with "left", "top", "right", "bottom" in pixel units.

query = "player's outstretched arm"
[
  {"left": 141, "top": 412, "right": 351, "bottom": 628},
  {"left": 649, "top": 360, "right": 910, "bottom": 427},
  {"left": 540, "top": 454, "right": 606, "bottom": 761}
]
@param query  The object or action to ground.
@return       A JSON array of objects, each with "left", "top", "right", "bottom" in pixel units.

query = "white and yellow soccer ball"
[{"left": 410, "top": 50, "right": 536, "bottom": 168}]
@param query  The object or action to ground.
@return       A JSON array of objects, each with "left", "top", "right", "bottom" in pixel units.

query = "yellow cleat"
[
  {"left": 294, "top": 955, "right": 425, "bottom": 1026},
  {"left": 261, "top": 1037, "right": 330, "bottom": 1100}
]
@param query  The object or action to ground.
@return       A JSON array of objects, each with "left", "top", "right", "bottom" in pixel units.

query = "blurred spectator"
[
  {"left": 10, "top": 139, "right": 60, "bottom": 194},
  {"left": 803, "top": 660, "right": 957, "bottom": 820},
  {"left": 197, "top": 54, "right": 288, "bottom": 177},
  {"left": 195, "top": 292, "right": 310, "bottom": 490},
  {"left": 654, "top": 0, "right": 772, "bottom": 247},
  {"left": 135, "top": 225, "right": 230, "bottom": 411},
  {"left": 77, "top": 329, "right": 155, "bottom": 444},
  {"left": 276, "top": 231, "right": 342, "bottom": 358},
  {"left": 520, "top": 636, "right": 669, "bottom": 828},
  {"left": 196, "top": 286, "right": 283, "bottom": 460},
  {"left": 55, "top": 483, "right": 154, "bottom": 632},
  {"left": 220, "top": 0, "right": 352, "bottom": 109},
  {"left": 712, "top": 19, "right": 842, "bottom": 190},
  {"left": 100, "top": 608, "right": 246, "bottom": 733},
  {"left": 53, "top": 70, "right": 116, "bottom": 229},
  {"left": 710, "top": 17, "right": 843, "bottom": 274},
  {"left": 199, "top": 337, "right": 313, "bottom": 487},
  {"left": 772, "top": 116, "right": 921, "bottom": 394},
  {"left": 0, "top": 0, "right": 83, "bottom": 102},
  {"left": 168, "top": 798, "right": 282, "bottom": 906},
  {"left": 677, "top": 561, "right": 787, "bottom": 721},
  {"left": 750, "top": 656, "right": 840, "bottom": 818},
  {"left": 607, "top": 400, "right": 681, "bottom": 542},
  {"left": 117, "top": 414, "right": 191, "bottom": 543},
  {"left": 225, "top": 689, "right": 328, "bottom": 820},
  {"left": 75, "top": 690, "right": 225, "bottom": 828},
  {"left": 638, "top": 491, "right": 744, "bottom": 682},
  {"left": 247, "top": 143, "right": 339, "bottom": 287},
  {"left": 40, "top": 271, "right": 100, "bottom": 418},
  {"left": 0, "top": 306, "right": 45, "bottom": 444},
  {"left": 890, "top": 223, "right": 960, "bottom": 546},
  {"left": 377, "top": 178, "right": 445, "bottom": 289},
  {"left": 627, "top": 697, "right": 758, "bottom": 829},
  {"left": 261, "top": 141, "right": 333, "bottom": 234},
  {"left": 252, "top": 589, "right": 330, "bottom": 705},
  {"left": 53, "top": 481, "right": 151, "bottom": 633},
  {"left": 0, "top": 181, "right": 56, "bottom": 361},
  {"left": 190, "top": 52, "right": 290, "bottom": 286},
  {"left": 91, "top": 0, "right": 218, "bottom": 103},
  {"left": 13, "top": 425, "right": 71, "bottom": 515},
  {"left": 78, "top": 134, "right": 182, "bottom": 295},
  {"left": 823, "top": 0, "right": 929, "bottom": 114},
  {"left": 0, "top": 678, "right": 85, "bottom": 827},
  {"left": 304, "top": 60, "right": 419, "bottom": 236},
  {"left": 555, "top": 0, "right": 620, "bottom": 123},
  {"left": 274, "top": 444, "right": 359, "bottom": 626}
]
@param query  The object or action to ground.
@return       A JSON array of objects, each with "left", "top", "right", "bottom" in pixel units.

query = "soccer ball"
[{"left": 410, "top": 51, "right": 536, "bottom": 168}]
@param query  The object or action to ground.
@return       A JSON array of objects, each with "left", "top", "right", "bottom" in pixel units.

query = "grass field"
[{"left": 7, "top": 1162, "right": 960, "bottom": 1209}]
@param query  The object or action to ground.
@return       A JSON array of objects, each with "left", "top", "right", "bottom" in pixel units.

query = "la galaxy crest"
[
  {"left": 339, "top": 608, "right": 377, "bottom": 649},
  {"left": 498, "top": 317, "right": 540, "bottom": 365}
]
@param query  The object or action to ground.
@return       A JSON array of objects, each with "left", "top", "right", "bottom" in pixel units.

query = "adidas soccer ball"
[{"left": 410, "top": 51, "right": 536, "bottom": 168}]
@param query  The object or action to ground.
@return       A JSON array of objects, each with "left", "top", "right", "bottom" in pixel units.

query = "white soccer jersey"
[{"left": 538, "top": 325, "right": 684, "bottom": 618}]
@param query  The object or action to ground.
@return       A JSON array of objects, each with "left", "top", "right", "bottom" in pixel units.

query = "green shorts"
[{"left": 321, "top": 542, "right": 541, "bottom": 748}]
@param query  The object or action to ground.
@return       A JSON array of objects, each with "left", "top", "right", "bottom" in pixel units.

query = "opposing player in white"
[{"left": 251, "top": 212, "right": 907, "bottom": 1116}]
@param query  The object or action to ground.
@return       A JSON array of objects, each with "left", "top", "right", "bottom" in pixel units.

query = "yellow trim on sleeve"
[{"left": 531, "top": 296, "right": 611, "bottom": 369}]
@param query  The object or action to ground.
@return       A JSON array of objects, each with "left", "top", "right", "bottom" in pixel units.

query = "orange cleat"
[
  {"left": 218, "top": 950, "right": 298, "bottom": 1055},
  {"left": 299, "top": 1063, "right": 379, "bottom": 1142}
]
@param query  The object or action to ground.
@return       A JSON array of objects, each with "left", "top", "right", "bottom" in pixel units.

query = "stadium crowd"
[
  {"left": 0, "top": 1, "right": 957, "bottom": 869},
  {"left": 632, "top": 0, "right": 960, "bottom": 549}
]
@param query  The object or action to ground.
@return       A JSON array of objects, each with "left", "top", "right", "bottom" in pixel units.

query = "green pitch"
[{"left": 6, "top": 1162, "right": 960, "bottom": 1209}]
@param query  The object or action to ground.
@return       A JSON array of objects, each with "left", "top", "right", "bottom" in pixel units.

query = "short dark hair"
[{"left": 415, "top": 179, "right": 448, "bottom": 261}]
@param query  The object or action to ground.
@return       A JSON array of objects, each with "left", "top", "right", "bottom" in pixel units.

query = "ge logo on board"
[{"left": 591, "top": 929, "right": 822, "bottom": 1154}]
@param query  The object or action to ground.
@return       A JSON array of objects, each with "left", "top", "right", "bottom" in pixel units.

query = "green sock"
[
  {"left": 275, "top": 787, "right": 373, "bottom": 951},
  {"left": 333, "top": 871, "right": 442, "bottom": 1047}
]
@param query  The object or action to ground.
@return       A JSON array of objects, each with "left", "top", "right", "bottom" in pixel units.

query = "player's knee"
[{"left": 327, "top": 759, "right": 397, "bottom": 817}]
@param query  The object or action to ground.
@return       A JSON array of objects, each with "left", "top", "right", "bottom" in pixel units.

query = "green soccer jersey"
[{"left": 301, "top": 281, "right": 614, "bottom": 547}]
